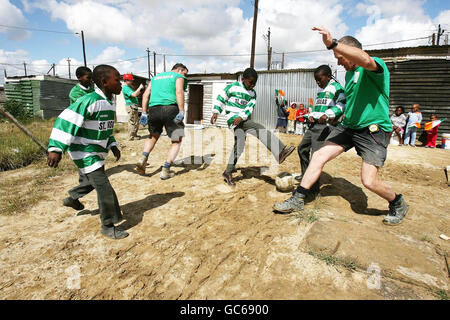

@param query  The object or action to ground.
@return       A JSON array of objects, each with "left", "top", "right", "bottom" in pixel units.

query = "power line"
[{"left": 0, "top": 24, "right": 77, "bottom": 35}]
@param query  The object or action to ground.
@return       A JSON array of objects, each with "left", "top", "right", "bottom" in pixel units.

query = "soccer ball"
[{"left": 275, "top": 172, "right": 295, "bottom": 192}]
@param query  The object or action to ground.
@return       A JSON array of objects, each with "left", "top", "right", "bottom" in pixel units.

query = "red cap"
[{"left": 123, "top": 74, "right": 134, "bottom": 81}]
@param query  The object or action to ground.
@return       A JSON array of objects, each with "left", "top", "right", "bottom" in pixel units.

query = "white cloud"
[{"left": 0, "top": 0, "right": 30, "bottom": 40}]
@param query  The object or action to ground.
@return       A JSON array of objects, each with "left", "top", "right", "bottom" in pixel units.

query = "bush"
[{"left": 1, "top": 99, "right": 29, "bottom": 120}]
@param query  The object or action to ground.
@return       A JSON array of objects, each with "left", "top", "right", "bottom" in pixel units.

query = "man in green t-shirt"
[
  {"left": 274, "top": 27, "right": 408, "bottom": 226},
  {"left": 69, "top": 67, "right": 94, "bottom": 104},
  {"left": 135, "top": 63, "right": 188, "bottom": 180},
  {"left": 122, "top": 73, "right": 144, "bottom": 140}
]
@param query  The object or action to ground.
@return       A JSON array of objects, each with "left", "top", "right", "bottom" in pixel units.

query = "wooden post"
[
  {"left": 0, "top": 105, "right": 48, "bottom": 154},
  {"left": 81, "top": 30, "right": 87, "bottom": 67},
  {"left": 153, "top": 51, "right": 157, "bottom": 76},
  {"left": 250, "top": 0, "right": 259, "bottom": 68}
]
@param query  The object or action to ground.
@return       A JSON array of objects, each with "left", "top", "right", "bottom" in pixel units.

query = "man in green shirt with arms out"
[
  {"left": 274, "top": 27, "right": 408, "bottom": 226},
  {"left": 136, "top": 63, "right": 188, "bottom": 180},
  {"left": 69, "top": 66, "right": 94, "bottom": 104},
  {"left": 122, "top": 73, "right": 144, "bottom": 141}
]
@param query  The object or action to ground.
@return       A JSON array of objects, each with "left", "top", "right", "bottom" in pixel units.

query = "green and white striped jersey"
[
  {"left": 48, "top": 87, "right": 117, "bottom": 174},
  {"left": 69, "top": 83, "right": 94, "bottom": 104},
  {"left": 309, "top": 81, "right": 345, "bottom": 121},
  {"left": 213, "top": 81, "right": 256, "bottom": 127}
]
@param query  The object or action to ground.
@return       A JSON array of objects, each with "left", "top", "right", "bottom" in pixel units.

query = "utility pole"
[
  {"left": 281, "top": 52, "right": 285, "bottom": 69},
  {"left": 81, "top": 30, "right": 87, "bottom": 67},
  {"left": 266, "top": 28, "right": 272, "bottom": 70},
  {"left": 4, "top": 69, "right": 7, "bottom": 78},
  {"left": 67, "top": 58, "right": 71, "bottom": 79},
  {"left": 52, "top": 63, "right": 55, "bottom": 76},
  {"left": 23, "top": 62, "right": 27, "bottom": 76},
  {"left": 432, "top": 33, "right": 436, "bottom": 45},
  {"left": 163, "top": 55, "right": 166, "bottom": 72},
  {"left": 153, "top": 51, "right": 157, "bottom": 76},
  {"left": 250, "top": 0, "right": 259, "bottom": 68},
  {"left": 146, "top": 48, "right": 151, "bottom": 79},
  {"left": 437, "top": 24, "right": 445, "bottom": 45}
]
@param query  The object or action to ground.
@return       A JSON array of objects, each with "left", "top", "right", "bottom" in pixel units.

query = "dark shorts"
[
  {"left": 147, "top": 105, "right": 185, "bottom": 141},
  {"left": 276, "top": 117, "right": 287, "bottom": 127},
  {"left": 325, "top": 124, "right": 389, "bottom": 167}
]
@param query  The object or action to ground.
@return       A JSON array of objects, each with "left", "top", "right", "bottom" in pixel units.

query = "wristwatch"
[{"left": 327, "top": 38, "right": 338, "bottom": 50}]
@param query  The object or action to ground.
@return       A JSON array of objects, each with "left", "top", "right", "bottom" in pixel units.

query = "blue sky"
[{"left": 1, "top": 0, "right": 449, "bottom": 84}]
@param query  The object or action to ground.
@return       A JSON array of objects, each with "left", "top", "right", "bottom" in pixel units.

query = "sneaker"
[
  {"left": 101, "top": 225, "right": 129, "bottom": 239},
  {"left": 278, "top": 145, "right": 296, "bottom": 164},
  {"left": 136, "top": 156, "right": 147, "bottom": 175},
  {"left": 383, "top": 194, "right": 409, "bottom": 226},
  {"left": 63, "top": 197, "right": 84, "bottom": 210},
  {"left": 160, "top": 166, "right": 175, "bottom": 180},
  {"left": 273, "top": 190, "right": 305, "bottom": 214}
]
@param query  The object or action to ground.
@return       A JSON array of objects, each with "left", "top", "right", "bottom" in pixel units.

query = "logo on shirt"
[{"left": 99, "top": 120, "right": 114, "bottom": 131}]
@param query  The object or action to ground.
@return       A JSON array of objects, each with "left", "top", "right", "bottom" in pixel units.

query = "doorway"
[{"left": 187, "top": 84, "right": 203, "bottom": 124}]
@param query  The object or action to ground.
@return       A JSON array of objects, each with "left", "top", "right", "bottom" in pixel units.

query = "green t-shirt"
[
  {"left": 149, "top": 71, "right": 187, "bottom": 107},
  {"left": 342, "top": 57, "right": 392, "bottom": 132},
  {"left": 122, "top": 85, "right": 139, "bottom": 106},
  {"left": 69, "top": 84, "right": 94, "bottom": 104}
]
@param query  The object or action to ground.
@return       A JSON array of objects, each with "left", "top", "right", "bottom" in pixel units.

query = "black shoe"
[
  {"left": 222, "top": 172, "right": 236, "bottom": 186},
  {"left": 279, "top": 146, "right": 296, "bottom": 164},
  {"left": 101, "top": 226, "right": 129, "bottom": 239},
  {"left": 273, "top": 190, "right": 306, "bottom": 213},
  {"left": 63, "top": 197, "right": 85, "bottom": 210}
]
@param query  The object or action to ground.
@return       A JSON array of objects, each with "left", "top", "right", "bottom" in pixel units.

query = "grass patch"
[
  {"left": 420, "top": 235, "right": 433, "bottom": 243},
  {"left": 0, "top": 152, "right": 77, "bottom": 216},
  {"left": 436, "top": 290, "right": 448, "bottom": 300},
  {"left": 290, "top": 208, "right": 319, "bottom": 224},
  {"left": 0, "top": 118, "right": 55, "bottom": 171},
  {"left": 309, "top": 250, "right": 358, "bottom": 271}
]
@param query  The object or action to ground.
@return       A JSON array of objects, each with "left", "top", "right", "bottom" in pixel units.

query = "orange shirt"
[{"left": 287, "top": 107, "right": 298, "bottom": 121}]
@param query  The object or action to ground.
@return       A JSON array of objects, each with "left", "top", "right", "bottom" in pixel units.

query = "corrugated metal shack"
[
  {"left": 186, "top": 68, "right": 318, "bottom": 129},
  {"left": 4, "top": 75, "right": 77, "bottom": 119},
  {"left": 367, "top": 45, "right": 450, "bottom": 143}
]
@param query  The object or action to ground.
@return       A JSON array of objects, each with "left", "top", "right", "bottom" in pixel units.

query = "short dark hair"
[
  {"left": 396, "top": 106, "right": 404, "bottom": 113},
  {"left": 92, "top": 65, "right": 117, "bottom": 88},
  {"left": 75, "top": 66, "right": 92, "bottom": 79},
  {"left": 243, "top": 67, "right": 258, "bottom": 80},
  {"left": 338, "top": 36, "right": 362, "bottom": 49},
  {"left": 314, "top": 65, "right": 332, "bottom": 77},
  {"left": 172, "top": 63, "right": 188, "bottom": 72}
]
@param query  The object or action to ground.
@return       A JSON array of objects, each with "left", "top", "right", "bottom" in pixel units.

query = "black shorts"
[
  {"left": 325, "top": 124, "right": 389, "bottom": 167},
  {"left": 147, "top": 105, "right": 185, "bottom": 141}
]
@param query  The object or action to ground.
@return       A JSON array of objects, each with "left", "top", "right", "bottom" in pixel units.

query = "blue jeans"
[{"left": 404, "top": 127, "right": 417, "bottom": 146}]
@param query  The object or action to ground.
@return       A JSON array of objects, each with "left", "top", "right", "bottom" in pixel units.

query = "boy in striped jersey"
[
  {"left": 211, "top": 68, "right": 295, "bottom": 186},
  {"left": 47, "top": 65, "right": 129, "bottom": 239},
  {"left": 69, "top": 66, "right": 94, "bottom": 104},
  {"left": 296, "top": 65, "right": 345, "bottom": 198}
]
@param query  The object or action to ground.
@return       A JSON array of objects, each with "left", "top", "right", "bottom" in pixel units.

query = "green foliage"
[{"left": 1, "top": 99, "right": 29, "bottom": 120}]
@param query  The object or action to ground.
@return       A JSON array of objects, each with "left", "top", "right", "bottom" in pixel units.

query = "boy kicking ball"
[{"left": 47, "top": 65, "right": 129, "bottom": 240}]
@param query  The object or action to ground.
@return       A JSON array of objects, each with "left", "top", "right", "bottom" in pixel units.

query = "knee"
[{"left": 361, "top": 174, "right": 376, "bottom": 190}]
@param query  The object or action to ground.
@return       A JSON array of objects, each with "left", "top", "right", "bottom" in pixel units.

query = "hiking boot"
[
  {"left": 101, "top": 225, "right": 129, "bottom": 240},
  {"left": 383, "top": 194, "right": 408, "bottom": 226},
  {"left": 136, "top": 156, "right": 147, "bottom": 175},
  {"left": 63, "top": 197, "right": 84, "bottom": 210},
  {"left": 160, "top": 167, "right": 175, "bottom": 180},
  {"left": 273, "top": 190, "right": 305, "bottom": 214},
  {"left": 278, "top": 145, "right": 296, "bottom": 164}
]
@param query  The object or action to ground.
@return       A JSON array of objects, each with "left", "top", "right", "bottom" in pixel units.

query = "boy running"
[
  {"left": 69, "top": 66, "right": 94, "bottom": 104},
  {"left": 211, "top": 67, "right": 295, "bottom": 186},
  {"left": 47, "top": 65, "right": 128, "bottom": 239}
]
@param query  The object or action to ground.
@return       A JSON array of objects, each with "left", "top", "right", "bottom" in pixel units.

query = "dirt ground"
[{"left": 0, "top": 126, "right": 449, "bottom": 300}]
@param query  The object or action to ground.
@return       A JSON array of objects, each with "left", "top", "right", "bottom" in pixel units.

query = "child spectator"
[
  {"left": 389, "top": 106, "right": 407, "bottom": 145},
  {"left": 404, "top": 104, "right": 422, "bottom": 147},
  {"left": 295, "top": 103, "right": 308, "bottom": 135},
  {"left": 286, "top": 103, "right": 298, "bottom": 134},
  {"left": 69, "top": 66, "right": 94, "bottom": 104},
  {"left": 275, "top": 96, "right": 288, "bottom": 133},
  {"left": 47, "top": 65, "right": 128, "bottom": 240},
  {"left": 425, "top": 114, "right": 439, "bottom": 148}
]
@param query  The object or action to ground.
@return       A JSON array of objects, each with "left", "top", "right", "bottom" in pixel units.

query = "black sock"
[
  {"left": 390, "top": 194, "right": 401, "bottom": 204},
  {"left": 296, "top": 186, "right": 309, "bottom": 195}
]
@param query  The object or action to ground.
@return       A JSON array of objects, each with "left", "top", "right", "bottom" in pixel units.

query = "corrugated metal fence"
[
  {"left": 238, "top": 69, "right": 319, "bottom": 129},
  {"left": 387, "top": 59, "right": 450, "bottom": 142}
]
